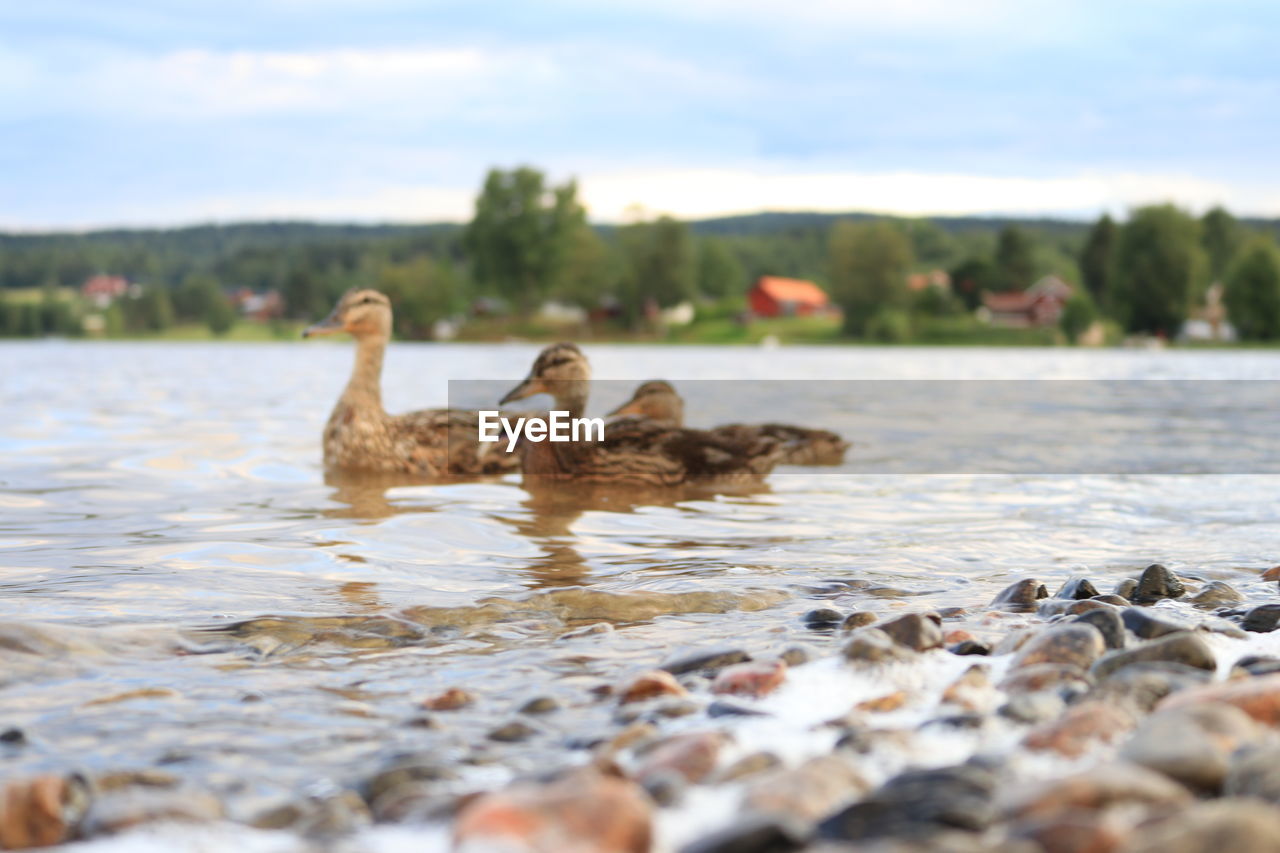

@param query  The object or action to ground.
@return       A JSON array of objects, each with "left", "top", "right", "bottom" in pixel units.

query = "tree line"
[{"left": 2, "top": 166, "right": 1279, "bottom": 342}]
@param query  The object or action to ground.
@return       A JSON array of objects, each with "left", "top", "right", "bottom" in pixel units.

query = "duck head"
[
  {"left": 500, "top": 343, "right": 591, "bottom": 413},
  {"left": 607, "top": 380, "right": 684, "bottom": 426},
  {"left": 303, "top": 289, "right": 392, "bottom": 339}
]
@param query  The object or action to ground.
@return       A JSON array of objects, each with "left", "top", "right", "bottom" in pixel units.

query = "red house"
[
  {"left": 980, "top": 275, "right": 1073, "bottom": 327},
  {"left": 748, "top": 276, "right": 832, "bottom": 318}
]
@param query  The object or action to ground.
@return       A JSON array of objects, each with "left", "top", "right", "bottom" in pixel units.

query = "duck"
[
  {"left": 303, "top": 289, "right": 519, "bottom": 477},
  {"left": 498, "top": 343, "right": 784, "bottom": 487},
  {"left": 607, "top": 380, "right": 850, "bottom": 466}
]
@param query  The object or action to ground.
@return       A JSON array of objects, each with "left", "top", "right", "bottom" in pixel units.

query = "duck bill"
[
  {"left": 302, "top": 311, "right": 344, "bottom": 338},
  {"left": 499, "top": 377, "right": 543, "bottom": 405}
]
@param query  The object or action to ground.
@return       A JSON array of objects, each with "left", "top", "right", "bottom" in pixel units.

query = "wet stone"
[
  {"left": 1121, "top": 607, "right": 1192, "bottom": 639},
  {"left": 680, "top": 817, "right": 807, "bottom": 853},
  {"left": 365, "top": 758, "right": 459, "bottom": 804},
  {"left": 0, "top": 728, "right": 25, "bottom": 745},
  {"left": 1234, "top": 655, "right": 1280, "bottom": 677},
  {"left": 841, "top": 612, "right": 878, "bottom": 631},
  {"left": 1124, "top": 800, "right": 1280, "bottom": 853},
  {"left": 251, "top": 790, "right": 371, "bottom": 837},
  {"left": 876, "top": 613, "right": 943, "bottom": 652},
  {"left": 1072, "top": 607, "right": 1125, "bottom": 650},
  {"left": 0, "top": 775, "right": 89, "bottom": 850},
  {"left": 488, "top": 721, "right": 538, "bottom": 742},
  {"left": 1262, "top": 566, "right": 1280, "bottom": 582},
  {"left": 816, "top": 763, "right": 996, "bottom": 841},
  {"left": 618, "top": 670, "right": 688, "bottom": 704},
  {"left": 1159, "top": 672, "right": 1280, "bottom": 725},
  {"left": 1011, "top": 624, "right": 1105, "bottom": 672},
  {"left": 636, "top": 732, "right": 726, "bottom": 784},
  {"left": 1023, "top": 700, "right": 1135, "bottom": 758},
  {"left": 949, "top": 640, "right": 990, "bottom": 656},
  {"left": 1190, "top": 581, "right": 1243, "bottom": 608},
  {"left": 1241, "top": 603, "right": 1280, "bottom": 633},
  {"left": 519, "top": 696, "right": 561, "bottom": 715},
  {"left": 712, "top": 659, "right": 787, "bottom": 698},
  {"left": 1009, "top": 812, "right": 1129, "bottom": 853},
  {"left": 713, "top": 752, "right": 782, "bottom": 783},
  {"left": 842, "top": 629, "right": 916, "bottom": 665},
  {"left": 1091, "top": 661, "right": 1213, "bottom": 713},
  {"left": 640, "top": 770, "right": 685, "bottom": 807},
  {"left": 1054, "top": 576, "right": 1099, "bottom": 600},
  {"left": 707, "top": 700, "right": 769, "bottom": 718},
  {"left": 1132, "top": 563, "right": 1186, "bottom": 604},
  {"left": 999, "top": 663, "right": 1091, "bottom": 698},
  {"left": 1091, "top": 593, "right": 1130, "bottom": 606},
  {"left": 1091, "top": 631, "right": 1216, "bottom": 679},
  {"left": 803, "top": 608, "right": 844, "bottom": 629},
  {"left": 745, "top": 755, "right": 869, "bottom": 824},
  {"left": 1007, "top": 761, "right": 1192, "bottom": 823},
  {"left": 421, "top": 687, "right": 475, "bottom": 711},
  {"left": 778, "top": 646, "right": 813, "bottom": 667},
  {"left": 1121, "top": 704, "right": 1259, "bottom": 793},
  {"left": 990, "top": 579, "right": 1048, "bottom": 612},
  {"left": 998, "top": 691, "right": 1066, "bottom": 725},
  {"left": 82, "top": 789, "right": 223, "bottom": 836},
  {"left": 660, "top": 647, "right": 751, "bottom": 676},
  {"left": 1225, "top": 744, "right": 1280, "bottom": 801}
]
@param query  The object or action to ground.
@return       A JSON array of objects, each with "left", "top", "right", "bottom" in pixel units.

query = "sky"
[{"left": 1, "top": 0, "right": 1278, "bottom": 229}]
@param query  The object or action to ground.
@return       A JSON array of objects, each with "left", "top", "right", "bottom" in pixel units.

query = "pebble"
[
  {"left": 1022, "top": 700, "right": 1135, "bottom": 757},
  {"left": 251, "top": 790, "right": 371, "bottom": 837},
  {"left": 680, "top": 817, "right": 806, "bottom": 853},
  {"left": 1262, "top": 566, "right": 1280, "bottom": 582},
  {"left": 712, "top": 752, "right": 782, "bottom": 784},
  {"left": 842, "top": 629, "right": 916, "bottom": 665},
  {"left": 990, "top": 579, "right": 1048, "bottom": 611},
  {"left": 660, "top": 647, "right": 751, "bottom": 676},
  {"left": 998, "top": 691, "right": 1066, "bottom": 724},
  {"left": 816, "top": 763, "right": 997, "bottom": 840},
  {"left": 1072, "top": 607, "right": 1125, "bottom": 650},
  {"left": 0, "top": 775, "right": 88, "bottom": 849},
  {"left": 617, "top": 670, "right": 688, "bottom": 704},
  {"left": 82, "top": 789, "right": 223, "bottom": 836},
  {"left": 711, "top": 659, "right": 787, "bottom": 698},
  {"left": 1006, "top": 761, "right": 1191, "bottom": 822},
  {"left": 488, "top": 721, "right": 538, "bottom": 742},
  {"left": 1091, "top": 661, "right": 1213, "bottom": 712},
  {"left": 1233, "top": 655, "right": 1280, "bottom": 677},
  {"left": 856, "top": 691, "right": 909, "bottom": 713},
  {"left": 1091, "top": 631, "right": 1216, "bottom": 679},
  {"left": 1011, "top": 624, "right": 1105, "bottom": 672},
  {"left": 1120, "top": 704, "right": 1259, "bottom": 793},
  {"left": 951, "top": 640, "right": 992, "bottom": 656},
  {"left": 1091, "top": 593, "right": 1131, "bottom": 606},
  {"left": 841, "top": 612, "right": 878, "bottom": 631},
  {"left": 875, "top": 613, "right": 943, "bottom": 652},
  {"left": 453, "top": 768, "right": 652, "bottom": 853},
  {"left": 635, "top": 732, "right": 726, "bottom": 784},
  {"left": 744, "top": 755, "right": 869, "bottom": 823},
  {"left": 1121, "top": 607, "right": 1192, "bottom": 639},
  {"left": 366, "top": 758, "right": 459, "bottom": 805},
  {"left": 778, "top": 646, "right": 813, "bottom": 667},
  {"left": 1113, "top": 578, "right": 1138, "bottom": 600},
  {"left": 707, "top": 700, "right": 769, "bottom": 718},
  {"left": 1225, "top": 744, "right": 1280, "bottom": 801},
  {"left": 1009, "top": 812, "right": 1128, "bottom": 853},
  {"left": 998, "top": 663, "right": 1091, "bottom": 697},
  {"left": 519, "top": 696, "right": 561, "bottom": 715},
  {"left": 1241, "top": 603, "right": 1280, "bottom": 632},
  {"left": 1053, "top": 577, "right": 1100, "bottom": 600},
  {"left": 1124, "top": 800, "right": 1280, "bottom": 853},
  {"left": 1190, "top": 580, "right": 1243, "bottom": 608},
  {"left": 422, "top": 687, "right": 476, "bottom": 711},
  {"left": 803, "top": 608, "right": 844, "bottom": 629},
  {"left": 1159, "top": 672, "right": 1280, "bottom": 724},
  {"left": 1132, "top": 564, "right": 1186, "bottom": 604}
]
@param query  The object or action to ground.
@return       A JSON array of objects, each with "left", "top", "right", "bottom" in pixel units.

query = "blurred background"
[{"left": 2, "top": 0, "right": 1278, "bottom": 347}]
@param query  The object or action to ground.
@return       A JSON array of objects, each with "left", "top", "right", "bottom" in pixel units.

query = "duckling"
[
  {"left": 303, "top": 289, "right": 518, "bottom": 476},
  {"left": 499, "top": 344, "right": 783, "bottom": 487},
  {"left": 607, "top": 380, "right": 850, "bottom": 466}
]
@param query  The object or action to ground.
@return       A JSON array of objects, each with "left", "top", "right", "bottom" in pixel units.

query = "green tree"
[
  {"left": 1201, "top": 206, "right": 1243, "bottom": 282},
  {"left": 618, "top": 216, "right": 696, "bottom": 320},
  {"left": 1112, "top": 205, "right": 1207, "bottom": 335},
  {"left": 696, "top": 238, "right": 745, "bottom": 299},
  {"left": 906, "top": 219, "right": 960, "bottom": 268},
  {"left": 174, "top": 273, "right": 236, "bottom": 334},
  {"left": 1060, "top": 291, "right": 1099, "bottom": 343},
  {"left": 122, "top": 286, "right": 174, "bottom": 333},
  {"left": 993, "top": 226, "right": 1036, "bottom": 291},
  {"left": 1080, "top": 214, "right": 1116, "bottom": 303},
  {"left": 948, "top": 256, "right": 995, "bottom": 311},
  {"left": 828, "top": 220, "right": 912, "bottom": 336},
  {"left": 464, "top": 167, "right": 585, "bottom": 312},
  {"left": 1224, "top": 238, "right": 1280, "bottom": 340},
  {"left": 554, "top": 225, "right": 616, "bottom": 308},
  {"left": 375, "top": 256, "right": 464, "bottom": 339},
  {"left": 283, "top": 269, "right": 327, "bottom": 320}
]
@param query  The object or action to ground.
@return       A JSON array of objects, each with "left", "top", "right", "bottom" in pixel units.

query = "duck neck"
[
  {"left": 340, "top": 333, "right": 387, "bottom": 414},
  {"left": 555, "top": 382, "right": 589, "bottom": 421}
]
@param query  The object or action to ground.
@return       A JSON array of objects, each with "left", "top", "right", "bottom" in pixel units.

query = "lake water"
[{"left": 3, "top": 341, "right": 1280, "bottom": 850}]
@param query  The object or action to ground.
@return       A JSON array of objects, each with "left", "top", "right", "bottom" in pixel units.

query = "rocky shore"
[{"left": 7, "top": 562, "right": 1280, "bottom": 852}]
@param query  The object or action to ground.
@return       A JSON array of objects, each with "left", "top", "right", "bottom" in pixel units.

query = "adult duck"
[
  {"left": 303, "top": 289, "right": 518, "bottom": 477},
  {"left": 498, "top": 344, "right": 783, "bottom": 487},
  {"left": 607, "top": 380, "right": 850, "bottom": 466}
]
